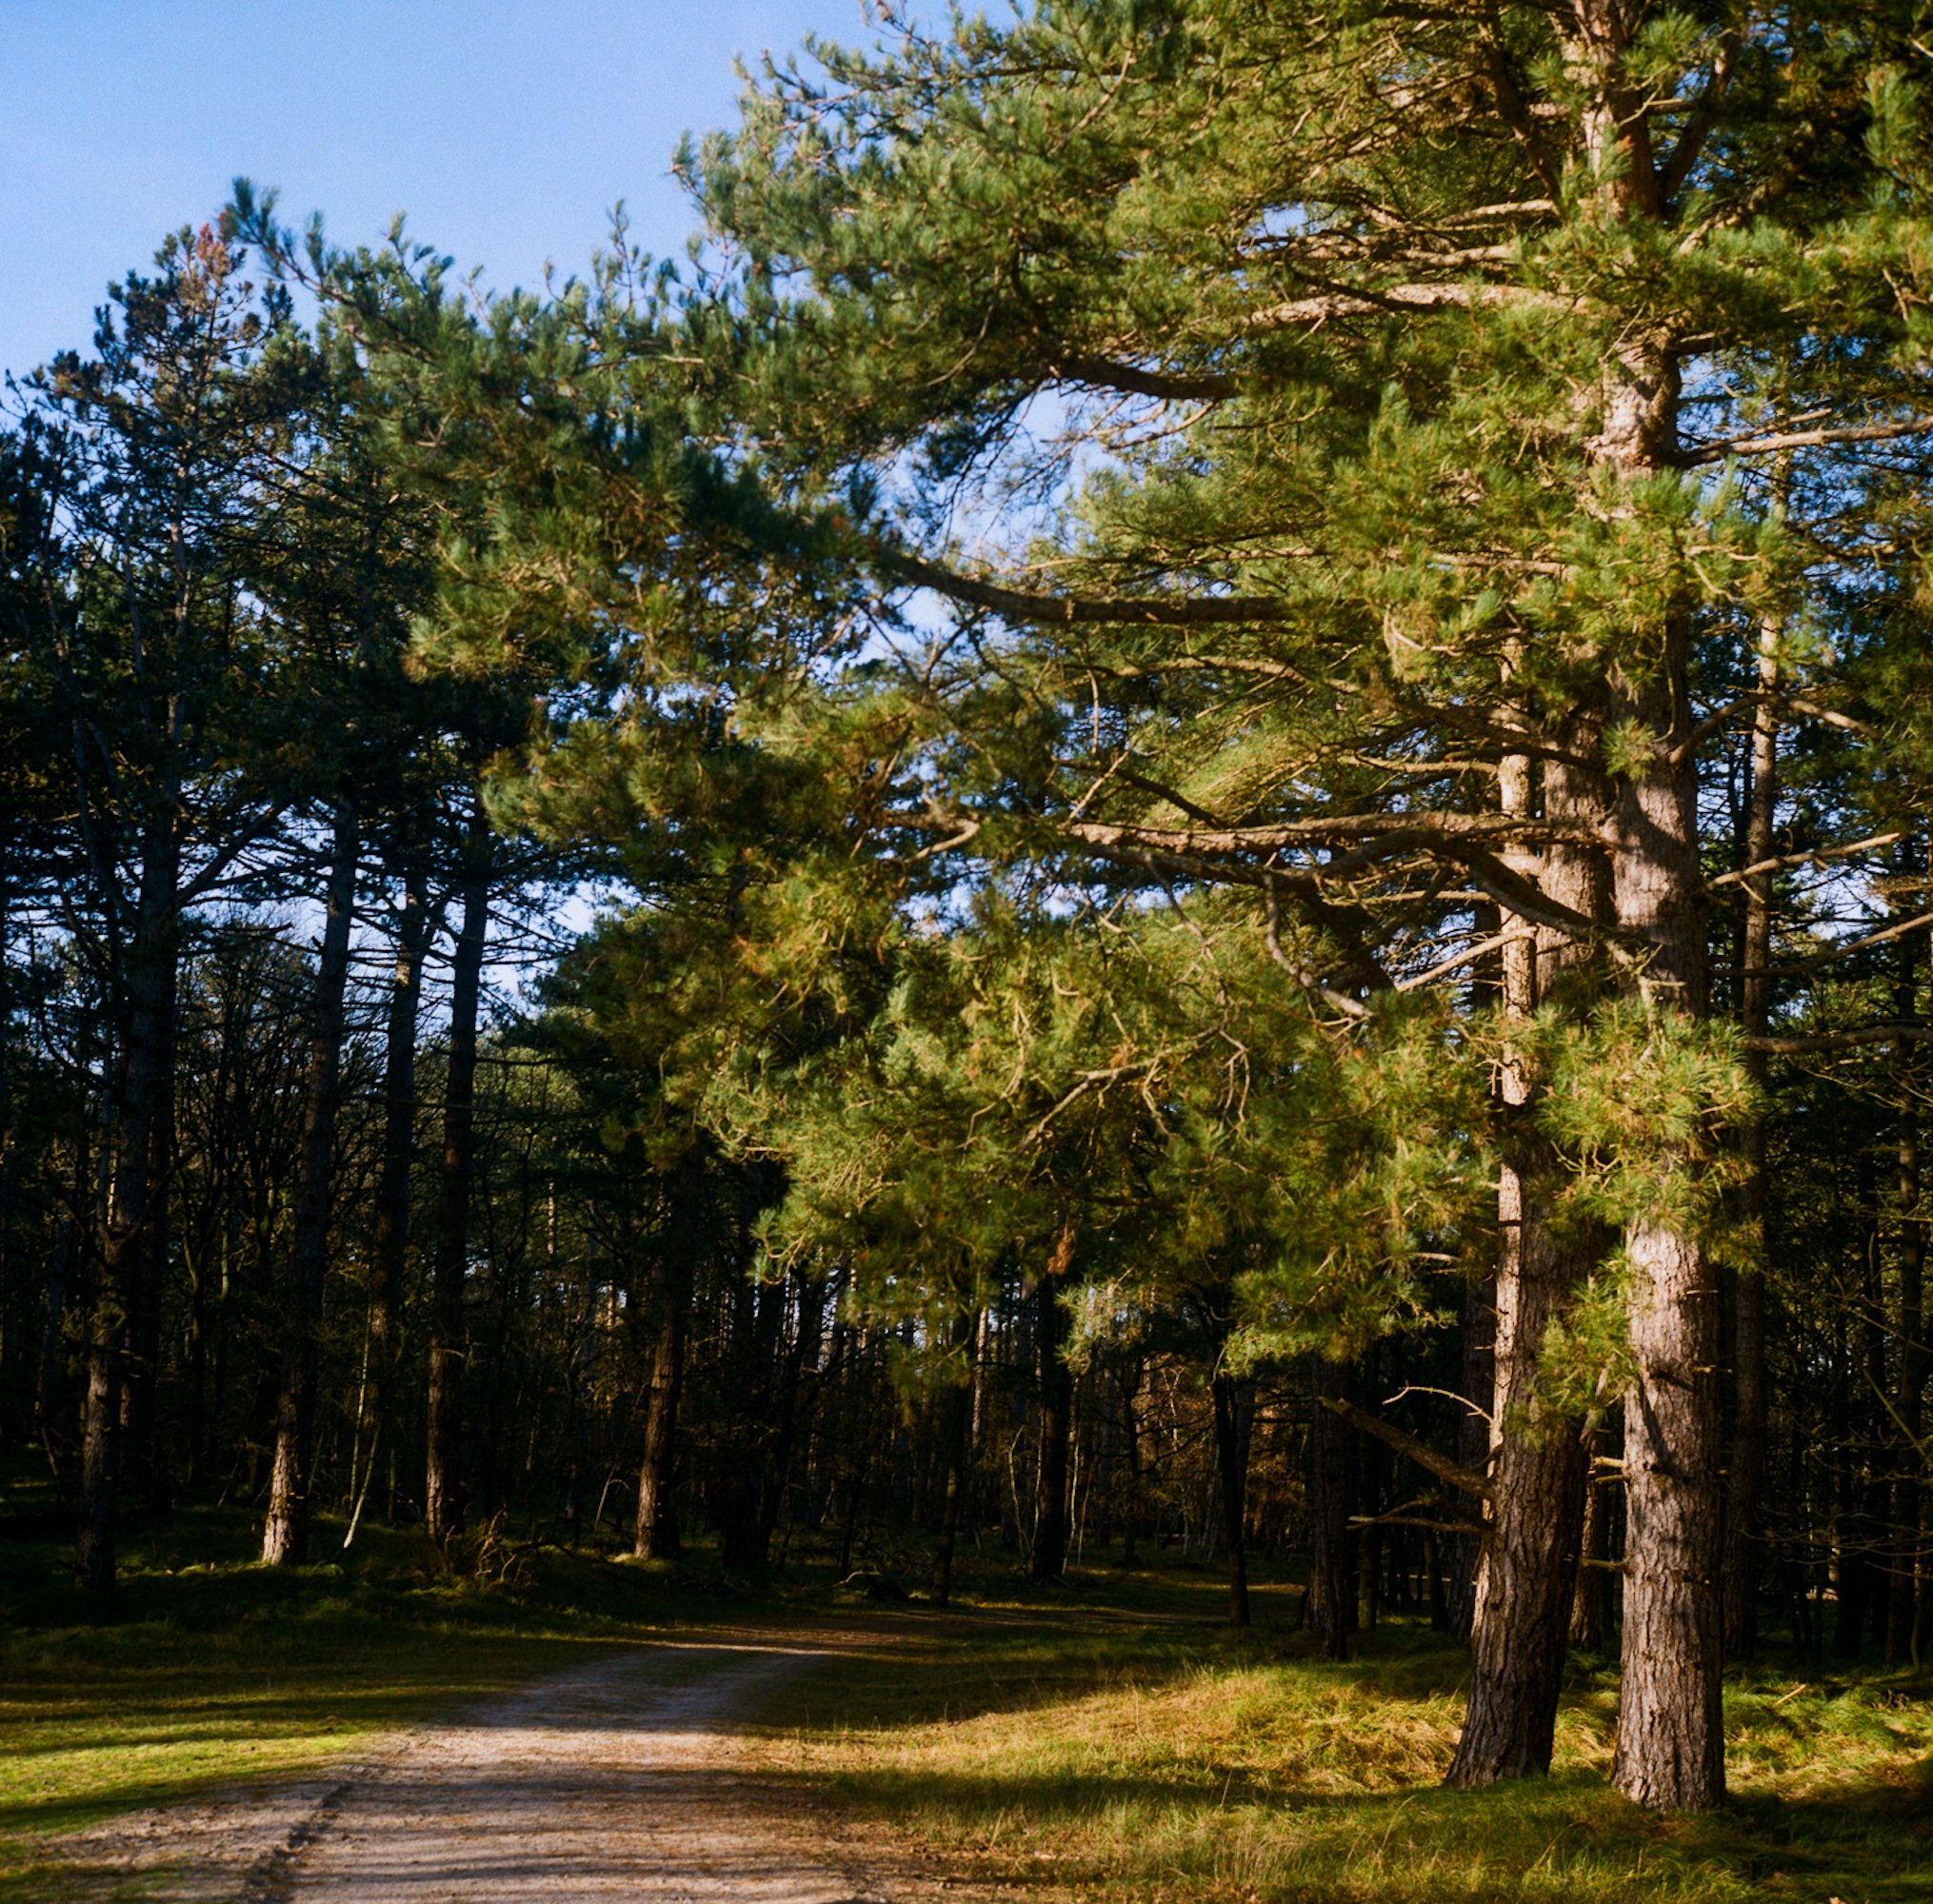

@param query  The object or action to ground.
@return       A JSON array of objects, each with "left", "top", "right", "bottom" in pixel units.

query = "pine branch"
[
  {"left": 881, "top": 547, "right": 1285, "bottom": 627},
  {"left": 1046, "top": 355, "right": 1237, "bottom": 404},
  {"left": 1684, "top": 413, "right": 1933, "bottom": 466}
]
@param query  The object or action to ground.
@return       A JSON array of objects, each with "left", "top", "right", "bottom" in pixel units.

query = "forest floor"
[{"left": 3, "top": 1491, "right": 1931, "bottom": 1903}]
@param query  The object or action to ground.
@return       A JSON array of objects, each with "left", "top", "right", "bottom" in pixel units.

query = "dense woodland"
[{"left": 4, "top": 0, "right": 1933, "bottom": 1823}]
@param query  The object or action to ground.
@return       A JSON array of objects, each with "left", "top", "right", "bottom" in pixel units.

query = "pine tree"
[{"left": 691, "top": 0, "right": 1933, "bottom": 1808}]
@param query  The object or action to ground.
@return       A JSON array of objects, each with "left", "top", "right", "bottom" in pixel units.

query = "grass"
[
  {"left": 0, "top": 1485, "right": 767, "bottom": 1901},
  {"left": 755, "top": 1553, "right": 1933, "bottom": 1904},
  {"left": 5, "top": 1492, "right": 1930, "bottom": 1904}
]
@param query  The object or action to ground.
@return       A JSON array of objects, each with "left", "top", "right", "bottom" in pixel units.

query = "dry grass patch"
[{"left": 763, "top": 1617, "right": 1933, "bottom": 1904}]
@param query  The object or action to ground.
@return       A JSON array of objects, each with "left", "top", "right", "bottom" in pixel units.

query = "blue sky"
[{"left": 0, "top": 0, "right": 879, "bottom": 376}]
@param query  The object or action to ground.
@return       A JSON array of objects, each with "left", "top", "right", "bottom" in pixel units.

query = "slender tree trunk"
[
  {"left": 1723, "top": 625, "right": 1780, "bottom": 1658},
  {"left": 1031, "top": 1221, "right": 1077, "bottom": 1581},
  {"left": 1210, "top": 1367, "right": 1252, "bottom": 1628},
  {"left": 932, "top": 1304, "right": 978, "bottom": 1606},
  {"left": 349, "top": 864, "right": 430, "bottom": 1542},
  {"left": 263, "top": 801, "right": 361, "bottom": 1565},
  {"left": 79, "top": 825, "right": 178, "bottom": 1594},
  {"left": 119, "top": 948, "right": 176, "bottom": 1514},
  {"left": 425, "top": 807, "right": 489, "bottom": 1548},
  {"left": 1570, "top": 1448, "right": 1608, "bottom": 1652},
  {"left": 1309, "top": 1356, "right": 1355, "bottom": 1659},
  {"left": 1889, "top": 919, "right": 1926, "bottom": 1660},
  {"left": 1448, "top": 1272, "right": 1494, "bottom": 1642},
  {"left": 635, "top": 1142, "right": 704, "bottom": 1560}
]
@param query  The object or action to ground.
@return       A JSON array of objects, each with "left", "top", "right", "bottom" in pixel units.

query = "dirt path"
[{"left": 57, "top": 1627, "right": 920, "bottom": 1904}]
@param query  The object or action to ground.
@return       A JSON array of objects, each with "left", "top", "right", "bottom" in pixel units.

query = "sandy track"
[{"left": 59, "top": 1630, "right": 907, "bottom": 1904}]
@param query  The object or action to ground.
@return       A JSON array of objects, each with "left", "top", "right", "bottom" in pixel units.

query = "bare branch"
[{"left": 1319, "top": 1394, "right": 1490, "bottom": 1499}]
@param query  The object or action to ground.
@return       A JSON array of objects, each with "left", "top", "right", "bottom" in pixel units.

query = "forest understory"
[{"left": 2, "top": 1494, "right": 1928, "bottom": 1904}]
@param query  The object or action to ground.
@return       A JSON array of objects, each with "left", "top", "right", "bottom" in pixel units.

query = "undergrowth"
[{"left": 759, "top": 1613, "right": 1933, "bottom": 1903}]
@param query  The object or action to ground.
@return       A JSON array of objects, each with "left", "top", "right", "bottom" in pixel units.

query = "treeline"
[{"left": 5, "top": 0, "right": 1933, "bottom": 1824}]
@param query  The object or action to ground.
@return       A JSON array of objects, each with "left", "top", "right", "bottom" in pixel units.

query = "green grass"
[
  {"left": 0, "top": 1490, "right": 771, "bottom": 1900},
  {"left": 6, "top": 1497, "right": 1930, "bottom": 1904},
  {"left": 754, "top": 1572, "right": 1933, "bottom": 1904}
]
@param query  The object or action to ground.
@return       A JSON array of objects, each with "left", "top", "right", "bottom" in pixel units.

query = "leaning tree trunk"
[
  {"left": 635, "top": 1141, "right": 704, "bottom": 1560},
  {"left": 1030, "top": 1220, "right": 1077, "bottom": 1582},
  {"left": 425, "top": 811, "right": 489, "bottom": 1548},
  {"left": 1447, "top": 714, "right": 1605, "bottom": 1787},
  {"left": 263, "top": 800, "right": 361, "bottom": 1565}
]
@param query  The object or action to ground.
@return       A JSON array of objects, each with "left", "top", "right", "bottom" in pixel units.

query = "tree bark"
[
  {"left": 1723, "top": 624, "right": 1780, "bottom": 1658},
  {"left": 348, "top": 863, "right": 431, "bottom": 1539},
  {"left": 78, "top": 811, "right": 179, "bottom": 1594},
  {"left": 932, "top": 1304, "right": 978, "bottom": 1606},
  {"left": 1210, "top": 1366, "right": 1252, "bottom": 1628},
  {"left": 425, "top": 803, "right": 489, "bottom": 1547},
  {"left": 635, "top": 1141, "right": 704, "bottom": 1560},
  {"left": 263, "top": 799, "right": 360, "bottom": 1565},
  {"left": 1889, "top": 917, "right": 1926, "bottom": 1661},
  {"left": 1030, "top": 1221, "right": 1077, "bottom": 1581},
  {"left": 1448, "top": 709, "right": 1604, "bottom": 1787},
  {"left": 1607, "top": 605, "right": 1725, "bottom": 1810},
  {"left": 1309, "top": 1356, "right": 1356, "bottom": 1659}
]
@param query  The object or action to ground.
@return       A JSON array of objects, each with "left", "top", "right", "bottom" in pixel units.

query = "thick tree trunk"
[
  {"left": 1723, "top": 627, "right": 1779, "bottom": 1658},
  {"left": 425, "top": 809, "right": 489, "bottom": 1547},
  {"left": 1210, "top": 1367, "right": 1252, "bottom": 1628},
  {"left": 1448, "top": 718, "right": 1604, "bottom": 1786},
  {"left": 1607, "top": 624, "right": 1725, "bottom": 1809},
  {"left": 1030, "top": 1221, "right": 1077, "bottom": 1582},
  {"left": 263, "top": 801, "right": 361, "bottom": 1565},
  {"left": 635, "top": 1142, "right": 704, "bottom": 1560}
]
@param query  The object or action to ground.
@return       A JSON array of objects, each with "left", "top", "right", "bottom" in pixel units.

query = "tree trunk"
[
  {"left": 1210, "top": 1367, "right": 1252, "bottom": 1628},
  {"left": 1889, "top": 918, "right": 1926, "bottom": 1661},
  {"left": 1723, "top": 624, "right": 1779, "bottom": 1658},
  {"left": 1570, "top": 1448, "right": 1609, "bottom": 1652},
  {"left": 425, "top": 806, "right": 489, "bottom": 1547},
  {"left": 78, "top": 833, "right": 178, "bottom": 1594},
  {"left": 1030, "top": 1221, "right": 1077, "bottom": 1581},
  {"left": 1309, "top": 1356, "right": 1355, "bottom": 1659},
  {"left": 1607, "top": 611, "right": 1725, "bottom": 1809},
  {"left": 932, "top": 1305, "right": 978, "bottom": 1606},
  {"left": 263, "top": 800, "right": 360, "bottom": 1565},
  {"left": 349, "top": 863, "right": 431, "bottom": 1540},
  {"left": 1448, "top": 712, "right": 1604, "bottom": 1787},
  {"left": 635, "top": 1142, "right": 704, "bottom": 1560},
  {"left": 1447, "top": 1272, "right": 1494, "bottom": 1643},
  {"left": 118, "top": 946, "right": 177, "bottom": 1514}
]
